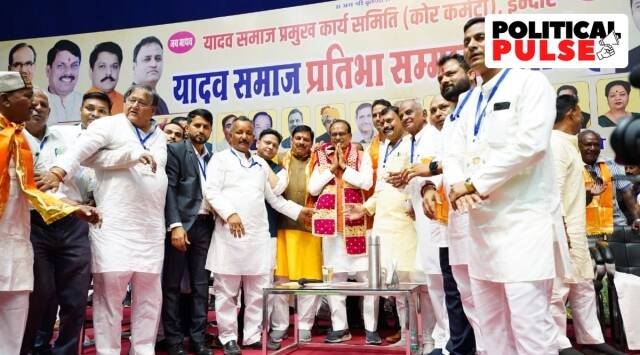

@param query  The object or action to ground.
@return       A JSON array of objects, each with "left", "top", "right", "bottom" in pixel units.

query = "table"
[{"left": 261, "top": 282, "right": 423, "bottom": 355}]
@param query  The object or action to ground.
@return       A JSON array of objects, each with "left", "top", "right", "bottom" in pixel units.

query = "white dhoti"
[
  {"left": 451, "top": 264, "right": 484, "bottom": 353},
  {"left": 0, "top": 290, "right": 30, "bottom": 355},
  {"left": 615, "top": 272, "right": 640, "bottom": 350},
  {"left": 470, "top": 278, "right": 557, "bottom": 355},
  {"left": 214, "top": 273, "right": 271, "bottom": 345},
  {"left": 550, "top": 278, "right": 604, "bottom": 349},
  {"left": 93, "top": 271, "right": 162, "bottom": 355}
]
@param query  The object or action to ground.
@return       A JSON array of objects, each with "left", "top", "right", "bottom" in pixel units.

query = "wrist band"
[
  {"left": 421, "top": 181, "right": 437, "bottom": 196},
  {"left": 50, "top": 170, "right": 64, "bottom": 182}
]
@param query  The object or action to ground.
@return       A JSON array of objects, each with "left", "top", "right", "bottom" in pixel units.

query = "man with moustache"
[
  {"left": 204, "top": 117, "right": 313, "bottom": 355},
  {"left": 346, "top": 106, "right": 418, "bottom": 347},
  {"left": 307, "top": 119, "right": 378, "bottom": 344},
  {"left": 446, "top": 17, "right": 561, "bottom": 353},
  {"left": 163, "top": 121, "right": 185, "bottom": 144},
  {"left": 550, "top": 96, "right": 624, "bottom": 355},
  {"left": 315, "top": 106, "right": 340, "bottom": 143},
  {"left": 20, "top": 89, "right": 110, "bottom": 355},
  {"left": 39, "top": 84, "right": 167, "bottom": 354},
  {"left": 45, "top": 39, "right": 83, "bottom": 124},
  {"left": 387, "top": 97, "right": 450, "bottom": 354},
  {"left": 251, "top": 111, "right": 273, "bottom": 150},
  {"left": 163, "top": 109, "right": 215, "bottom": 355},
  {"left": 8, "top": 42, "right": 36, "bottom": 79},
  {"left": 365, "top": 99, "right": 391, "bottom": 200},
  {"left": 87, "top": 42, "right": 125, "bottom": 114},
  {"left": 0, "top": 71, "right": 99, "bottom": 355},
  {"left": 271, "top": 125, "right": 323, "bottom": 344},
  {"left": 133, "top": 36, "right": 169, "bottom": 115},
  {"left": 420, "top": 53, "right": 482, "bottom": 355},
  {"left": 217, "top": 114, "right": 237, "bottom": 151}
]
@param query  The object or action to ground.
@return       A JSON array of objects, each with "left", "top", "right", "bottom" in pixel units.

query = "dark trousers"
[
  {"left": 440, "top": 247, "right": 476, "bottom": 355},
  {"left": 162, "top": 216, "right": 214, "bottom": 345},
  {"left": 21, "top": 211, "right": 91, "bottom": 355}
]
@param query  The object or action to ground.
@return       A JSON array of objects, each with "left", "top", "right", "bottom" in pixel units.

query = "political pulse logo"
[{"left": 486, "top": 14, "right": 628, "bottom": 69}]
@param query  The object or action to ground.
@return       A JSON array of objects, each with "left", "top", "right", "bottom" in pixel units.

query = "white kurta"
[
  {"left": 55, "top": 113, "right": 168, "bottom": 273},
  {"left": 408, "top": 124, "right": 445, "bottom": 274},
  {"left": 364, "top": 136, "right": 417, "bottom": 272},
  {"left": 0, "top": 159, "right": 32, "bottom": 291},
  {"left": 204, "top": 148, "right": 302, "bottom": 275},
  {"left": 445, "top": 68, "right": 558, "bottom": 283},
  {"left": 307, "top": 151, "right": 373, "bottom": 273},
  {"left": 441, "top": 110, "right": 472, "bottom": 266},
  {"left": 45, "top": 90, "right": 82, "bottom": 125}
]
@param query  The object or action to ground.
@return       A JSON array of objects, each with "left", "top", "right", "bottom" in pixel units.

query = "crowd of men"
[{"left": 1, "top": 16, "right": 638, "bottom": 355}]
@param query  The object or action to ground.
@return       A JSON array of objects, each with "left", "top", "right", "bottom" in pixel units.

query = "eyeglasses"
[{"left": 125, "top": 97, "right": 152, "bottom": 108}]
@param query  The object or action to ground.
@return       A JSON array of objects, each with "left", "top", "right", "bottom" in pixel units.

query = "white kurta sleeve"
[
  {"left": 272, "top": 168, "right": 289, "bottom": 195},
  {"left": 342, "top": 152, "right": 373, "bottom": 190},
  {"left": 204, "top": 155, "right": 237, "bottom": 221},
  {"left": 443, "top": 116, "right": 468, "bottom": 187},
  {"left": 308, "top": 167, "right": 335, "bottom": 196},
  {"left": 550, "top": 139, "right": 570, "bottom": 216},
  {"left": 265, "top": 179, "right": 302, "bottom": 220},
  {"left": 81, "top": 147, "right": 145, "bottom": 170},
  {"left": 54, "top": 118, "right": 116, "bottom": 176},
  {"left": 469, "top": 72, "right": 555, "bottom": 196}
]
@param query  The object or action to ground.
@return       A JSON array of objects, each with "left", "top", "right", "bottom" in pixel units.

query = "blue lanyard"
[
  {"left": 197, "top": 156, "right": 208, "bottom": 180},
  {"left": 473, "top": 69, "right": 510, "bottom": 140},
  {"left": 383, "top": 139, "right": 403, "bottom": 166},
  {"left": 450, "top": 89, "right": 473, "bottom": 122},
  {"left": 410, "top": 136, "right": 416, "bottom": 164},
  {"left": 231, "top": 149, "right": 260, "bottom": 169},
  {"left": 135, "top": 127, "right": 155, "bottom": 150}
]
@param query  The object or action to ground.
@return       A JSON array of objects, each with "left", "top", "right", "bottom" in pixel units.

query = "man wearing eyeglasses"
[
  {"left": 203, "top": 117, "right": 313, "bottom": 355},
  {"left": 7, "top": 42, "right": 36, "bottom": 79},
  {"left": 39, "top": 84, "right": 167, "bottom": 354}
]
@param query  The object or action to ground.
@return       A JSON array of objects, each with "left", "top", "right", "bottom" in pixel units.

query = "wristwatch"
[
  {"left": 464, "top": 178, "right": 476, "bottom": 193},
  {"left": 429, "top": 160, "right": 439, "bottom": 175}
]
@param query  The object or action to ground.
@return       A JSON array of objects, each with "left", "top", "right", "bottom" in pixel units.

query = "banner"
[{"left": 1, "top": 0, "right": 638, "bottom": 156}]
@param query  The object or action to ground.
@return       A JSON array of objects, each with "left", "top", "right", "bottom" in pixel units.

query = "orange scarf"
[
  {"left": 583, "top": 162, "right": 613, "bottom": 236},
  {"left": 0, "top": 114, "right": 78, "bottom": 224}
]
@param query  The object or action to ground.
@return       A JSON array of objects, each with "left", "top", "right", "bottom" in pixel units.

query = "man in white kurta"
[
  {"left": 446, "top": 18, "right": 560, "bottom": 354},
  {"left": 0, "top": 71, "right": 98, "bottom": 355},
  {"left": 307, "top": 119, "right": 378, "bottom": 344},
  {"left": 204, "top": 118, "right": 309, "bottom": 354},
  {"left": 550, "top": 95, "right": 620, "bottom": 355},
  {"left": 45, "top": 85, "right": 167, "bottom": 355},
  {"left": 393, "top": 99, "right": 449, "bottom": 354}
]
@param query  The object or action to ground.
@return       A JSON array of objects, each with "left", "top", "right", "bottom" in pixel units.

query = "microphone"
[
  {"left": 297, "top": 278, "right": 323, "bottom": 286},
  {"left": 630, "top": 64, "right": 640, "bottom": 89}
]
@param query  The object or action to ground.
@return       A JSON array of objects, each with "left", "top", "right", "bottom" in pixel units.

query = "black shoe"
[
  {"left": 582, "top": 343, "right": 626, "bottom": 355},
  {"left": 223, "top": 340, "right": 242, "bottom": 355},
  {"left": 155, "top": 338, "right": 170, "bottom": 351},
  {"left": 189, "top": 341, "right": 212, "bottom": 355},
  {"left": 267, "top": 338, "right": 281, "bottom": 351},
  {"left": 559, "top": 347, "right": 584, "bottom": 355},
  {"left": 167, "top": 343, "right": 186, "bottom": 355}
]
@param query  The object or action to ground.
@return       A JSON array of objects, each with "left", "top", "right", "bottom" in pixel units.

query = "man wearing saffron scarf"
[
  {"left": 308, "top": 119, "right": 377, "bottom": 344},
  {"left": 0, "top": 71, "right": 99, "bottom": 355}
]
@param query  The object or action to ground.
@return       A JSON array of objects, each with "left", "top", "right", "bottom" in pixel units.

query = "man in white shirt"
[
  {"left": 204, "top": 117, "right": 312, "bottom": 355},
  {"left": 390, "top": 98, "right": 450, "bottom": 354},
  {"left": 163, "top": 109, "right": 216, "bottom": 355},
  {"left": 0, "top": 71, "right": 99, "bottom": 355},
  {"left": 45, "top": 40, "right": 83, "bottom": 124},
  {"left": 550, "top": 95, "right": 624, "bottom": 355},
  {"left": 20, "top": 89, "right": 112, "bottom": 354},
  {"left": 307, "top": 119, "right": 377, "bottom": 344},
  {"left": 446, "top": 17, "right": 560, "bottom": 354},
  {"left": 41, "top": 84, "right": 167, "bottom": 355}
]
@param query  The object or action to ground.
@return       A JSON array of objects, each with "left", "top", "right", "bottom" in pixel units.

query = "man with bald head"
[
  {"left": 428, "top": 95, "right": 453, "bottom": 131},
  {"left": 204, "top": 117, "right": 313, "bottom": 354},
  {"left": 0, "top": 71, "right": 99, "bottom": 355}
]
